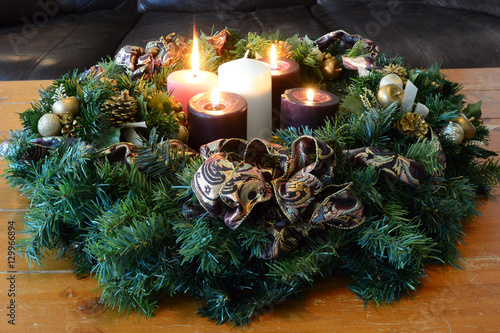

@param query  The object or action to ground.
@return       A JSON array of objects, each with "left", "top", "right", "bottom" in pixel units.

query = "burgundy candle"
[
  {"left": 187, "top": 89, "right": 247, "bottom": 151},
  {"left": 259, "top": 45, "right": 300, "bottom": 131},
  {"left": 281, "top": 88, "right": 339, "bottom": 130}
]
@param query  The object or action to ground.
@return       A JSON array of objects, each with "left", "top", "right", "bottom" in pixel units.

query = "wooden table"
[{"left": 1, "top": 69, "right": 499, "bottom": 332}]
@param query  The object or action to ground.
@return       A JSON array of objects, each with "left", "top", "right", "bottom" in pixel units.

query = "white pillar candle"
[{"left": 218, "top": 54, "right": 272, "bottom": 140}]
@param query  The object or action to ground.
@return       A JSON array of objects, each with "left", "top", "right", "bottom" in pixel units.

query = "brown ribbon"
[
  {"left": 345, "top": 147, "right": 425, "bottom": 188},
  {"left": 314, "top": 30, "right": 381, "bottom": 71},
  {"left": 192, "top": 136, "right": 366, "bottom": 258},
  {"left": 114, "top": 33, "right": 188, "bottom": 80}
]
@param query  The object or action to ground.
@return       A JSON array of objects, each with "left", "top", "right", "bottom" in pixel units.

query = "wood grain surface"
[{"left": 1, "top": 69, "right": 499, "bottom": 332}]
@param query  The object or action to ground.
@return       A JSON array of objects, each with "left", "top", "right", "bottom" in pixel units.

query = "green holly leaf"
[
  {"left": 463, "top": 101, "right": 482, "bottom": 122},
  {"left": 471, "top": 145, "right": 498, "bottom": 159},
  {"left": 94, "top": 127, "right": 121, "bottom": 148},
  {"left": 340, "top": 94, "right": 365, "bottom": 115},
  {"left": 28, "top": 112, "right": 43, "bottom": 134}
]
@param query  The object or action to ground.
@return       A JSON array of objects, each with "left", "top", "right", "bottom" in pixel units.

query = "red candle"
[
  {"left": 167, "top": 31, "right": 218, "bottom": 109},
  {"left": 281, "top": 88, "right": 339, "bottom": 130},
  {"left": 259, "top": 45, "right": 300, "bottom": 131},
  {"left": 187, "top": 88, "right": 247, "bottom": 151}
]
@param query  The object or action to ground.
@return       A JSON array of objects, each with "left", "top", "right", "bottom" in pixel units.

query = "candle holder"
[
  {"left": 259, "top": 56, "right": 300, "bottom": 131},
  {"left": 281, "top": 88, "right": 340, "bottom": 130},
  {"left": 187, "top": 91, "right": 247, "bottom": 151}
]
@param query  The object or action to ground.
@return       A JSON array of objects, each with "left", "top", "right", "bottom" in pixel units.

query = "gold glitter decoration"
[
  {"left": 360, "top": 87, "right": 376, "bottom": 109},
  {"left": 272, "top": 40, "right": 294, "bottom": 59},
  {"left": 395, "top": 112, "right": 429, "bottom": 138},
  {"left": 464, "top": 140, "right": 486, "bottom": 146}
]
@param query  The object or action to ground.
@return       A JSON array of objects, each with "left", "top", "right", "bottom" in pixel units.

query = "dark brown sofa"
[{"left": 1, "top": 0, "right": 499, "bottom": 80}]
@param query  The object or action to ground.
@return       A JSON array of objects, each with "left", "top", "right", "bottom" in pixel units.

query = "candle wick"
[{"left": 244, "top": 50, "right": 249, "bottom": 59}]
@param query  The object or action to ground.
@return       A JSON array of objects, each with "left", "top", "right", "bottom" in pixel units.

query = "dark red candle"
[
  {"left": 187, "top": 89, "right": 247, "bottom": 151},
  {"left": 280, "top": 88, "right": 339, "bottom": 130},
  {"left": 259, "top": 49, "right": 300, "bottom": 131}
]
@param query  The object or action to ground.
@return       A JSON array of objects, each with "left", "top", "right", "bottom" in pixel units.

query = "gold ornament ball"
[
  {"left": 38, "top": 113, "right": 62, "bottom": 136},
  {"left": 377, "top": 84, "right": 404, "bottom": 108},
  {"left": 175, "top": 112, "right": 187, "bottom": 124},
  {"left": 321, "top": 58, "right": 342, "bottom": 81},
  {"left": 380, "top": 73, "right": 404, "bottom": 89},
  {"left": 440, "top": 121, "right": 465, "bottom": 144},
  {"left": 52, "top": 96, "right": 80, "bottom": 117},
  {"left": 175, "top": 124, "right": 189, "bottom": 143},
  {"left": 173, "top": 101, "right": 183, "bottom": 113},
  {"left": 454, "top": 113, "right": 476, "bottom": 140}
]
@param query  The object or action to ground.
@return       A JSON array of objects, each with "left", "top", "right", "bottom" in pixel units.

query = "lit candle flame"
[
  {"left": 191, "top": 31, "right": 199, "bottom": 78},
  {"left": 307, "top": 89, "right": 314, "bottom": 103},
  {"left": 211, "top": 86, "right": 219, "bottom": 109},
  {"left": 270, "top": 44, "right": 277, "bottom": 70}
]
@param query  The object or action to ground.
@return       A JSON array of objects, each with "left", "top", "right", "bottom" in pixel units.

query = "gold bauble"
[
  {"left": 173, "top": 101, "right": 183, "bottom": 113},
  {"left": 440, "top": 121, "right": 465, "bottom": 144},
  {"left": 377, "top": 84, "right": 404, "bottom": 108},
  {"left": 52, "top": 96, "right": 80, "bottom": 117},
  {"left": 321, "top": 58, "right": 342, "bottom": 81},
  {"left": 175, "top": 112, "right": 187, "bottom": 124},
  {"left": 38, "top": 113, "right": 62, "bottom": 136},
  {"left": 175, "top": 124, "right": 189, "bottom": 143},
  {"left": 454, "top": 113, "right": 476, "bottom": 140}
]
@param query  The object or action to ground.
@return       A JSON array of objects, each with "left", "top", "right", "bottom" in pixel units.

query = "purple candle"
[
  {"left": 187, "top": 88, "right": 247, "bottom": 151},
  {"left": 281, "top": 88, "right": 339, "bottom": 130},
  {"left": 259, "top": 45, "right": 300, "bottom": 131}
]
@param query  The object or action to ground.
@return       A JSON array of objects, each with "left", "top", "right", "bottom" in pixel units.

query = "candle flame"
[
  {"left": 191, "top": 32, "right": 199, "bottom": 77},
  {"left": 307, "top": 89, "right": 314, "bottom": 103},
  {"left": 211, "top": 86, "right": 219, "bottom": 108},
  {"left": 270, "top": 44, "right": 277, "bottom": 70}
]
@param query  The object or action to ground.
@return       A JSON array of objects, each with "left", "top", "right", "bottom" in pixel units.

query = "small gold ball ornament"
[
  {"left": 321, "top": 58, "right": 342, "bottom": 81},
  {"left": 175, "top": 124, "right": 189, "bottom": 143},
  {"left": 38, "top": 113, "right": 62, "bottom": 136},
  {"left": 175, "top": 112, "right": 187, "bottom": 124},
  {"left": 172, "top": 101, "right": 183, "bottom": 113},
  {"left": 454, "top": 113, "right": 476, "bottom": 140},
  {"left": 52, "top": 96, "right": 80, "bottom": 117},
  {"left": 377, "top": 84, "right": 404, "bottom": 108},
  {"left": 440, "top": 121, "right": 465, "bottom": 144}
]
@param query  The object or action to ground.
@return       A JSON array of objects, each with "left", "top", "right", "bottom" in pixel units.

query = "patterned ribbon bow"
[
  {"left": 115, "top": 33, "right": 188, "bottom": 80},
  {"left": 192, "top": 136, "right": 366, "bottom": 259}
]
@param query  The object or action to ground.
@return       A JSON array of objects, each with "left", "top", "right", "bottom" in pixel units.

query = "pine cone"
[
  {"left": 395, "top": 112, "right": 428, "bottom": 139},
  {"left": 100, "top": 90, "right": 138, "bottom": 126},
  {"left": 61, "top": 117, "right": 80, "bottom": 137},
  {"left": 382, "top": 64, "right": 407, "bottom": 84},
  {"left": 60, "top": 112, "right": 73, "bottom": 126}
]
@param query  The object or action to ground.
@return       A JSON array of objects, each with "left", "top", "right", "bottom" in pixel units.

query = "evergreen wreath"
[{"left": 2, "top": 29, "right": 500, "bottom": 326}]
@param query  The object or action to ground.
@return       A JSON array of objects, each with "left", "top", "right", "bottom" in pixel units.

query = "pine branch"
[{"left": 134, "top": 128, "right": 191, "bottom": 182}]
